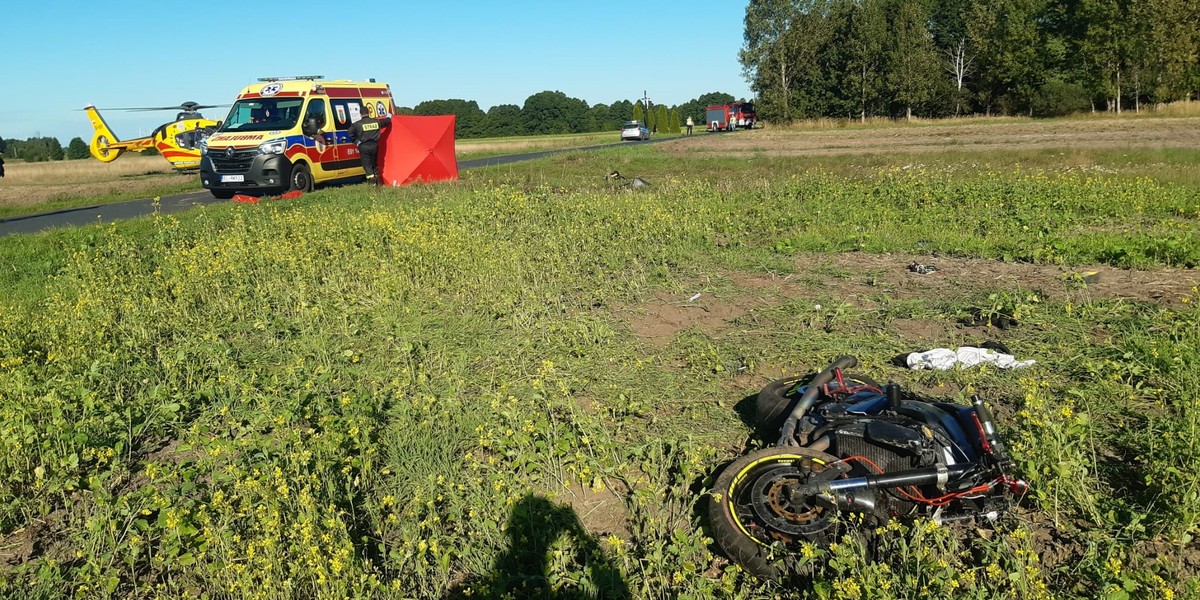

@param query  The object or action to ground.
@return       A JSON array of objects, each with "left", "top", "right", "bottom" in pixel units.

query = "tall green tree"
[
  {"left": 414, "top": 99, "right": 488, "bottom": 138},
  {"left": 930, "top": 0, "right": 976, "bottom": 115},
  {"left": 484, "top": 104, "right": 523, "bottom": 137},
  {"left": 1142, "top": 0, "right": 1200, "bottom": 102},
  {"left": 1080, "top": 0, "right": 1129, "bottom": 112},
  {"left": 838, "top": 0, "right": 889, "bottom": 121},
  {"left": 968, "top": 0, "right": 1046, "bottom": 114},
  {"left": 66, "top": 137, "right": 89, "bottom": 160},
  {"left": 741, "top": 0, "right": 803, "bottom": 121},
  {"left": 742, "top": 0, "right": 837, "bottom": 121},
  {"left": 521, "top": 91, "right": 590, "bottom": 135},
  {"left": 588, "top": 104, "right": 613, "bottom": 133},
  {"left": 887, "top": 0, "right": 941, "bottom": 119},
  {"left": 608, "top": 100, "right": 635, "bottom": 128}
]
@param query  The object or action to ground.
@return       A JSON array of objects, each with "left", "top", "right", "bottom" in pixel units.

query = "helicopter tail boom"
[{"left": 84, "top": 105, "right": 154, "bottom": 162}]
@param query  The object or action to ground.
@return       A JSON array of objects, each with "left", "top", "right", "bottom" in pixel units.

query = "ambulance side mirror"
[{"left": 302, "top": 118, "right": 319, "bottom": 137}]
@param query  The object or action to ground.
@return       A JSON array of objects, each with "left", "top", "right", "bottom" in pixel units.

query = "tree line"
[
  {"left": 0, "top": 136, "right": 90, "bottom": 162},
  {"left": 400, "top": 90, "right": 742, "bottom": 139},
  {"left": 740, "top": 0, "right": 1200, "bottom": 122}
]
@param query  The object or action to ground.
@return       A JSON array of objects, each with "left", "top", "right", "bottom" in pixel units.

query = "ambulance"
[{"left": 200, "top": 76, "right": 395, "bottom": 198}]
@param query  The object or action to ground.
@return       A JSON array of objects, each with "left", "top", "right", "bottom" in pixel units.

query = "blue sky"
[{"left": 0, "top": 0, "right": 753, "bottom": 144}]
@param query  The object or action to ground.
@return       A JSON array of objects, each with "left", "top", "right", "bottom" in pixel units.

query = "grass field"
[{"left": 0, "top": 115, "right": 1198, "bottom": 599}]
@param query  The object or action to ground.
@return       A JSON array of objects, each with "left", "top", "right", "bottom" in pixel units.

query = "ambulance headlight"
[
  {"left": 258, "top": 140, "right": 286, "bottom": 155},
  {"left": 200, "top": 140, "right": 208, "bottom": 156}
]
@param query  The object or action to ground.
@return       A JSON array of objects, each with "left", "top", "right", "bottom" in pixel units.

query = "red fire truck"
[{"left": 705, "top": 101, "right": 757, "bottom": 131}]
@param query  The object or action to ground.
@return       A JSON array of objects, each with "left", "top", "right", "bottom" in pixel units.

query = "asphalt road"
[{"left": 0, "top": 137, "right": 673, "bottom": 237}]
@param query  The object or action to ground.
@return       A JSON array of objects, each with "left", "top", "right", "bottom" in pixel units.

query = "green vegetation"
[
  {"left": 404, "top": 90, "right": 735, "bottom": 141},
  {"left": 2, "top": 137, "right": 67, "bottom": 162},
  {"left": 65, "top": 138, "right": 90, "bottom": 161},
  {"left": 0, "top": 144, "right": 1197, "bottom": 599},
  {"left": 742, "top": 0, "right": 1200, "bottom": 120}
]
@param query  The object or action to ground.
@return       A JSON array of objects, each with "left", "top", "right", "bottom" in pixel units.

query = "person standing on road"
[
  {"left": 348, "top": 105, "right": 391, "bottom": 184},
  {"left": 685, "top": 116, "right": 694, "bottom": 136}
]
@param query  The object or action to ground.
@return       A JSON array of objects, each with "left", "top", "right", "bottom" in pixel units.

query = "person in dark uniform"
[{"left": 348, "top": 105, "right": 391, "bottom": 183}]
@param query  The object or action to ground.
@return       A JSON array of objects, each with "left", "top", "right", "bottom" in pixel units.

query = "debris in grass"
[
  {"left": 960, "top": 309, "right": 1018, "bottom": 329},
  {"left": 903, "top": 346, "right": 1035, "bottom": 370},
  {"left": 688, "top": 293, "right": 702, "bottom": 302},
  {"left": 907, "top": 262, "right": 939, "bottom": 275},
  {"left": 231, "top": 190, "right": 303, "bottom": 204},
  {"left": 605, "top": 170, "right": 650, "bottom": 189}
]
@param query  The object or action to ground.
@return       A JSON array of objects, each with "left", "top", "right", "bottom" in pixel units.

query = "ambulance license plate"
[{"left": 221, "top": 175, "right": 245, "bottom": 183}]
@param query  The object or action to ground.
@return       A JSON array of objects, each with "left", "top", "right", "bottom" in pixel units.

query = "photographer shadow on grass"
[{"left": 447, "top": 494, "right": 630, "bottom": 600}]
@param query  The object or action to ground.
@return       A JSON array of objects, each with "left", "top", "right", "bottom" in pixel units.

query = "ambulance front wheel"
[{"left": 289, "top": 163, "right": 313, "bottom": 193}]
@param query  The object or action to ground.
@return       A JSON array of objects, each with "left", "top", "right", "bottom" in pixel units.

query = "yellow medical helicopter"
[{"left": 84, "top": 101, "right": 226, "bottom": 171}]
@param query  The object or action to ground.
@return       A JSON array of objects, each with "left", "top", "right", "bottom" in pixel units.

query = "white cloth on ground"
[{"left": 906, "top": 347, "right": 1035, "bottom": 370}]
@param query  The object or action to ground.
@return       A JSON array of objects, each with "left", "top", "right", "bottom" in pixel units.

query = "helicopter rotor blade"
[{"left": 86, "top": 103, "right": 229, "bottom": 112}]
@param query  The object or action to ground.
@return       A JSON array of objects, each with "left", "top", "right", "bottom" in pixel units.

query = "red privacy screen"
[{"left": 378, "top": 115, "right": 458, "bottom": 186}]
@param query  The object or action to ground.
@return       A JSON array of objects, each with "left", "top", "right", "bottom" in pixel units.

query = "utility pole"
[{"left": 642, "top": 90, "right": 652, "bottom": 131}]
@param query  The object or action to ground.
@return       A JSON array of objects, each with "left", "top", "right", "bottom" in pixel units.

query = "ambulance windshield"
[{"left": 220, "top": 98, "right": 304, "bottom": 132}]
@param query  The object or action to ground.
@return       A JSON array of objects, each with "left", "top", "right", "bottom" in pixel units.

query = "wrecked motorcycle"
[{"left": 707, "top": 356, "right": 1028, "bottom": 581}]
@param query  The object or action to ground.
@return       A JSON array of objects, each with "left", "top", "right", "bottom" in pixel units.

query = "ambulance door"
[
  {"left": 329, "top": 99, "right": 367, "bottom": 178},
  {"left": 300, "top": 98, "right": 341, "bottom": 182}
]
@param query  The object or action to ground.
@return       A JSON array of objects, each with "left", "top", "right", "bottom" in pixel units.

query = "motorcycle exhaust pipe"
[
  {"left": 790, "top": 463, "right": 973, "bottom": 506},
  {"left": 806, "top": 434, "right": 832, "bottom": 453}
]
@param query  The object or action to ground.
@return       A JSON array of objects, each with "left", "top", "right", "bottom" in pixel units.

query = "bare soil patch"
[
  {"left": 0, "top": 509, "right": 69, "bottom": 570},
  {"left": 559, "top": 483, "right": 631, "bottom": 541},
  {"left": 665, "top": 117, "right": 1200, "bottom": 158},
  {"left": 624, "top": 297, "right": 749, "bottom": 349},
  {"left": 622, "top": 253, "right": 1199, "bottom": 346}
]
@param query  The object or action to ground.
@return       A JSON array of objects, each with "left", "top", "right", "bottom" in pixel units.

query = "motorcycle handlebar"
[{"left": 777, "top": 355, "right": 858, "bottom": 445}]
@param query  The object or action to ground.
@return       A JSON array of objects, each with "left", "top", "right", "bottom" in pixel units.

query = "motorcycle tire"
[
  {"left": 707, "top": 446, "right": 842, "bottom": 582},
  {"left": 754, "top": 375, "right": 805, "bottom": 435},
  {"left": 754, "top": 373, "right": 883, "bottom": 436}
]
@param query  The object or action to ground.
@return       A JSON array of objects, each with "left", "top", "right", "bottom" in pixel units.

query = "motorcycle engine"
[{"left": 805, "top": 406, "right": 945, "bottom": 517}]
